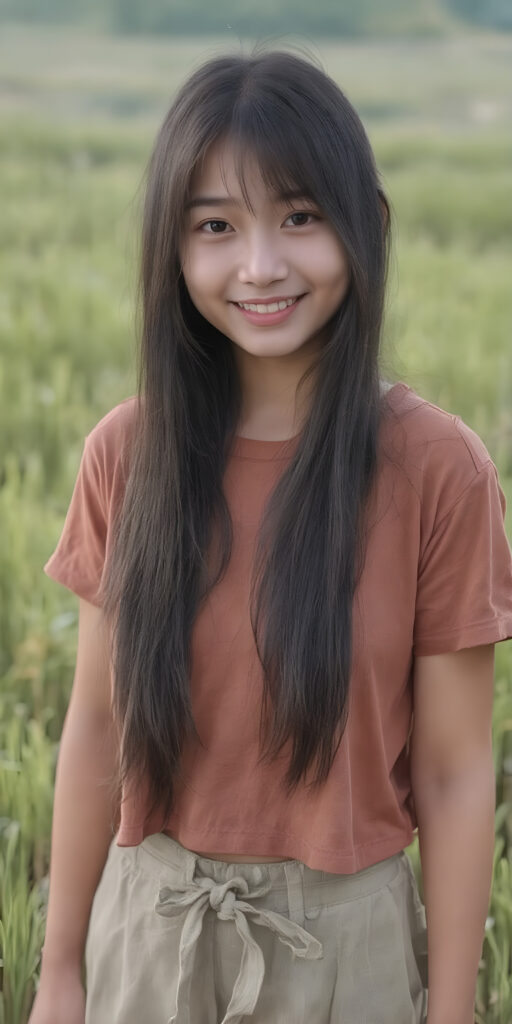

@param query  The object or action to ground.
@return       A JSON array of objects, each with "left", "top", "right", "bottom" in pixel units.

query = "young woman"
[{"left": 32, "top": 49, "right": 512, "bottom": 1024}]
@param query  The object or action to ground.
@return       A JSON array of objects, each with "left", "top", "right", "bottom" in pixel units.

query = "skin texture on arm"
[
  {"left": 410, "top": 644, "right": 496, "bottom": 1024},
  {"left": 29, "top": 598, "right": 120, "bottom": 1021}
]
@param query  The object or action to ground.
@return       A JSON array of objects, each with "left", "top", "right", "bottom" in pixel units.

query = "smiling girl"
[{"left": 32, "top": 48, "right": 512, "bottom": 1024}]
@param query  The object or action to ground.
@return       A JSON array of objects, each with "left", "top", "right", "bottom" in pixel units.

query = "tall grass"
[{"left": 1, "top": 26, "right": 511, "bottom": 1022}]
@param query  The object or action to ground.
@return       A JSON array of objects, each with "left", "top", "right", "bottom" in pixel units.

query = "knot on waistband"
[
  {"left": 197, "top": 875, "right": 246, "bottom": 920},
  {"left": 155, "top": 868, "right": 323, "bottom": 1024}
]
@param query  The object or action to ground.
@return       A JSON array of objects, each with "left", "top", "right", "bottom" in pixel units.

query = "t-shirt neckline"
[{"left": 231, "top": 381, "right": 408, "bottom": 461}]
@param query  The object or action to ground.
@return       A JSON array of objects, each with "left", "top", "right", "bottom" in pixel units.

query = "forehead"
[{"left": 190, "top": 138, "right": 268, "bottom": 199}]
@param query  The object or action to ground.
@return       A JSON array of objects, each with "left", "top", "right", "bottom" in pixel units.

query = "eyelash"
[{"left": 197, "top": 211, "right": 319, "bottom": 234}]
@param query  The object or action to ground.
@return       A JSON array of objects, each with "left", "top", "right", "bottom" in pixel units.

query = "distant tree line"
[
  {"left": 445, "top": 0, "right": 512, "bottom": 29},
  {"left": 0, "top": 0, "right": 510, "bottom": 34}
]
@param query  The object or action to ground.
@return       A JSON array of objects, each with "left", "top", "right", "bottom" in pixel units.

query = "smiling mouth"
[{"left": 231, "top": 294, "right": 305, "bottom": 313}]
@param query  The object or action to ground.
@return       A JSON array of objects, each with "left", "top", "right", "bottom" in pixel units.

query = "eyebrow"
[{"left": 185, "top": 189, "right": 314, "bottom": 211}]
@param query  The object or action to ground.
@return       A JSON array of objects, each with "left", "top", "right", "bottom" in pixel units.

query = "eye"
[
  {"left": 198, "top": 220, "right": 233, "bottom": 234},
  {"left": 284, "top": 211, "right": 319, "bottom": 227},
  {"left": 196, "top": 211, "right": 319, "bottom": 233}
]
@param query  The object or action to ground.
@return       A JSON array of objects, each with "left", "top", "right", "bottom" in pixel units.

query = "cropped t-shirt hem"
[{"left": 115, "top": 822, "right": 417, "bottom": 874}]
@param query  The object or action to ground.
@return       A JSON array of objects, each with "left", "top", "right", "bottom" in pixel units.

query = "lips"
[
  {"left": 232, "top": 293, "right": 306, "bottom": 325},
  {"left": 232, "top": 294, "right": 304, "bottom": 306}
]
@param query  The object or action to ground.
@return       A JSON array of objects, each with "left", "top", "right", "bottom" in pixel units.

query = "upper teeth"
[{"left": 237, "top": 297, "right": 298, "bottom": 313}]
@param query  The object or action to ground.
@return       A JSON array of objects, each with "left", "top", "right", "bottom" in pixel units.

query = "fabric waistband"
[{"left": 133, "top": 833, "right": 407, "bottom": 1024}]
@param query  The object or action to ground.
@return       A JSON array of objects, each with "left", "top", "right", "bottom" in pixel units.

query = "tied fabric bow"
[{"left": 155, "top": 871, "right": 324, "bottom": 1024}]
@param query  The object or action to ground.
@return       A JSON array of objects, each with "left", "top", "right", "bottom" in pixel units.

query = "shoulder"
[
  {"left": 381, "top": 381, "right": 497, "bottom": 517},
  {"left": 81, "top": 396, "right": 140, "bottom": 504},
  {"left": 86, "top": 395, "right": 139, "bottom": 449},
  {"left": 84, "top": 396, "right": 140, "bottom": 468}
]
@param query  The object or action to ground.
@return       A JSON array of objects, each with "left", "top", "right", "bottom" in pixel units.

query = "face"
[{"left": 179, "top": 139, "right": 350, "bottom": 364}]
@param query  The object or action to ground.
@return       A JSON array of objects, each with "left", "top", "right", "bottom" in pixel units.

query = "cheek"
[
  {"left": 316, "top": 247, "right": 350, "bottom": 299},
  {"left": 306, "top": 234, "right": 349, "bottom": 286},
  {"left": 182, "top": 247, "right": 226, "bottom": 304}
]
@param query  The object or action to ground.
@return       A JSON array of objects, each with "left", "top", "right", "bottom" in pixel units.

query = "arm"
[
  {"left": 35, "top": 599, "right": 119, "bottom": 986},
  {"left": 410, "top": 644, "right": 496, "bottom": 1024}
]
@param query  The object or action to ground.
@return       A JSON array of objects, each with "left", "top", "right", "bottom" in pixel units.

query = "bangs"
[{"left": 216, "top": 109, "right": 327, "bottom": 216}]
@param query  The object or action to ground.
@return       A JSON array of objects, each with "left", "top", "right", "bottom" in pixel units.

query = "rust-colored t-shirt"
[{"left": 43, "top": 382, "right": 512, "bottom": 873}]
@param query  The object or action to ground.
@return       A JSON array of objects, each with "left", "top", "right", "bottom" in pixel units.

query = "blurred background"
[{"left": 1, "top": 2, "right": 511, "bottom": 1021}]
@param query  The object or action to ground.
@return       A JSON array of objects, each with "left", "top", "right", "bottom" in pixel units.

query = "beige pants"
[{"left": 85, "top": 834, "right": 428, "bottom": 1024}]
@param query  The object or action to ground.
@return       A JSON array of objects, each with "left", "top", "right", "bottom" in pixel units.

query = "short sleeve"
[
  {"left": 413, "top": 459, "right": 512, "bottom": 656},
  {"left": 43, "top": 432, "right": 109, "bottom": 606}
]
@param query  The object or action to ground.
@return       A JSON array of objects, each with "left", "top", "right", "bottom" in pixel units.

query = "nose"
[{"left": 237, "top": 227, "right": 288, "bottom": 288}]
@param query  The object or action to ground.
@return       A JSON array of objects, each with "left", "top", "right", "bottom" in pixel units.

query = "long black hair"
[{"left": 100, "top": 47, "right": 396, "bottom": 828}]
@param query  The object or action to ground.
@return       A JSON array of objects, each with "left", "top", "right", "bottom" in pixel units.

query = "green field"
[{"left": 1, "top": 23, "right": 512, "bottom": 1023}]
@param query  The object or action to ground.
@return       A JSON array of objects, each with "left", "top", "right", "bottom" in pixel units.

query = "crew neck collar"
[
  {"left": 230, "top": 381, "right": 408, "bottom": 461},
  {"left": 231, "top": 432, "right": 302, "bottom": 461}
]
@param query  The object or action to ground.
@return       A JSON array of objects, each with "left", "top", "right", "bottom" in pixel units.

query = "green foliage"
[
  {"left": 445, "top": 0, "right": 512, "bottom": 29},
  {"left": 0, "top": 825, "right": 48, "bottom": 1024},
  {"left": 108, "top": 0, "right": 402, "bottom": 37},
  {"left": 0, "top": 0, "right": 85, "bottom": 23}
]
